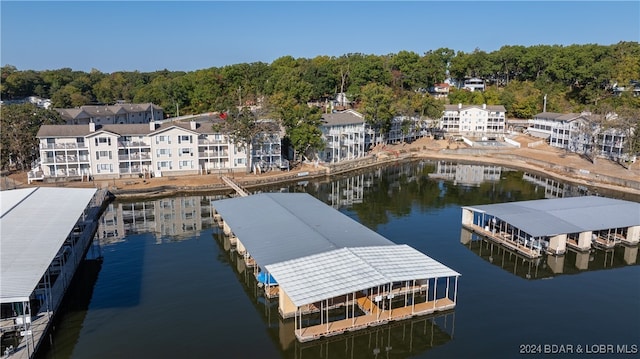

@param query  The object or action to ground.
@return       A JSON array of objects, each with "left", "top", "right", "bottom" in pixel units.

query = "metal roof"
[
  {"left": 266, "top": 245, "right": 460, "bottom": 307},
  {"left": 212, "top": 193, "right": 394, "bottom": 267},
  {"left": 1, "top": 187, "right": 97, "bottom": 303},
  {"left": 462, "top": 196, "right": 640, "bottom": 237}
]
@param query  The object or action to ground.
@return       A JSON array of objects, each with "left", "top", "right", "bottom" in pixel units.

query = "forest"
[{"left": 1, "top": 42, "right": 640, "bottom": 170}]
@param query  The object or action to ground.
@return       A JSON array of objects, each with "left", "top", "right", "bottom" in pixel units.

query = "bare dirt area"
[{"left": 3, "top": 134, "right": 639, "bottom": 198}]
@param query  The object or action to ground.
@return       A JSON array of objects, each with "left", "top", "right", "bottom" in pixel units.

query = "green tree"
[
  {"left": 213, "top": 107, "right": 276, "bottom": 173},
  {"left": 0, "top": 103, "right": 64, "bottom": 170},
  {"left": 360, "top": 83, "right": 394, "bottom": 144}
]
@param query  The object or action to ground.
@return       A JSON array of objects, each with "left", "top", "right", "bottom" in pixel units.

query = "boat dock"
[
  {"left": 1, "top": 188, "right": 111, "bottom": 358},
  {"left": 461, "top": 196, "right": 640, "bottom": 257},
  {"left": 212, "top": 192, "right": 460, "bottom": 343}
]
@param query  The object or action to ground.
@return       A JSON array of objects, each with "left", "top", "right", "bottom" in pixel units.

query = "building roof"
[
  {"left": 37, "top": 120, "right": 219, "bottom": 138},
  {"left": 266, "top": 245, "right": 460, "bottom": 307},
  {"left": 55, "top": 103, "right": 162, "bottom": 122},
  {"left": 444, "top": 104, "right": 506, "bottom": 112},
  {"left": 212, "top": 193, "right": 394, "bottom": 268},
  {"left": 462, "top": 196, "right": 640, "bottom": 238},
  {"left": 533, "top": 112, "right": 586, "bottom": 122},
  {"left": 321, "top": 110, "right": 365, "bottom": 126},
  {"left": 1, "top": 187, "right": 97, "bottom": 303}
]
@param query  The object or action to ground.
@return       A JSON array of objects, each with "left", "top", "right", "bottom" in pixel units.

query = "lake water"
[{"left": 37, "top": 160, "right": 639, "bottom": 359}]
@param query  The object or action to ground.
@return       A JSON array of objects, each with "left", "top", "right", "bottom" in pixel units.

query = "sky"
[{"left": 1, "top": 1, "right": 639, "bottom": 73}]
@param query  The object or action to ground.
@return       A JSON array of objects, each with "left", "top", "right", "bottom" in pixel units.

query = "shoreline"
[{"left": 4, "top": 137, "right": 640, "bottom": 201}]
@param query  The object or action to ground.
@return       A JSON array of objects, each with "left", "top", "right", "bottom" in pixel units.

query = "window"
[
  {"left": 178, "top": 135, "right": 191, "bottom": 144},
  {"left": 157, "top": 161, "right": 172, "bottom": 170},
  {"left": 47, "top": 138, "right": 55, "bottom": 144},
  {"left": 180, "top": 160, "right": 192, "bottom": 169},
  {"left": 157, "top": 148, "right": 171, "bottom": 157},
  {"left": 96, "top": 150, "right": 112, "bottom": 160},
  {"left": 95, "top": 137, "right": 111, "bottom": 146},
  {"left": 180, "top": 148, "right": 192, "bottom": 156},
  {"left": 97, "top": 164, "right": 112, "bottom": 173}
]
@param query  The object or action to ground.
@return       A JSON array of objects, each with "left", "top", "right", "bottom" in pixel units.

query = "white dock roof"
[
  {"left": 463, "top": 196, "right": 640, "bottom": 237},
  {"left": 1, "top": 187, "right": 97, "bottom": 303},
  {"left": 266, "top": 245, "right": 460, "bottom": 307}
]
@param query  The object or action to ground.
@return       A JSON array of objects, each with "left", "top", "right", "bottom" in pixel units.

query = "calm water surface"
[{"left": 38, "top": 161, "right": 640, "bottom": 359}]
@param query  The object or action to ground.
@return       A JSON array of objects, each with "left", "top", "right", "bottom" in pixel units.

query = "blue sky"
[{"left": 2, "top": 1, "right": 638, "bottom": 73}]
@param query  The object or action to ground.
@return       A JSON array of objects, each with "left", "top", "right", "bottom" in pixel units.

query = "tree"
[
  {"left": 359, "top": 83, "right": 394, "bottom": 144},
  {"left": 213, "top": 107, "right": 275, "bottom": 173},
  {"left": 0, "top": 103, "right": 64, "bottom": 170}
]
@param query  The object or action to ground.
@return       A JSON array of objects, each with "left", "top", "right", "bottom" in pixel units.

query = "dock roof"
[
  {"left": 462, "top": 196, "right": 640, "bottom": 237},
  {"left": 1, "top": 187, "right": 97, "bottom": 303},
  {"left": 213, "top": 193, "right": 460, "bottom": 307},
  {"left": 212, "top": 193, "right": 395, "bottom": 267},
  {"left": 265, "top": 245, "right": 460, "bottom": 307}
]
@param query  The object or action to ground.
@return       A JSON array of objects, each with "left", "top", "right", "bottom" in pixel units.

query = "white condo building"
[
  {"left": 32, "top": 119, "right": 283, "bottom": 181},
  {"left": 529, "top": 112, "right": 628, "bottom": 159},
  {"left": 440, "top": 104, "right": 506, "bottom": 137},
  {"left": 319, "top": 110, "right": 371, "bottom": 163}
]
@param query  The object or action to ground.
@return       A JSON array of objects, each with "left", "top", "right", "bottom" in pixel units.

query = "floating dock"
[
  {"left": 1, "top": 187, "right": 110, "bottom": 358},
  {"left": 212, "top": 192, "right": 460, "bottom": 342},
  {"left": 461, "top": 196, "right": 640, "bottom": 257}
]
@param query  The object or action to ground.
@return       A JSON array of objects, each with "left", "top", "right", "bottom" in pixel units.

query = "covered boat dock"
[
  {"left": 1, "top": 187, "right": 106, "bottom": 358},
  {"left": 212, "top": 193, "right": 460, "bottom": 342},
  {"left": 461, "top": 196, "right": 640, "bottom": 257}
]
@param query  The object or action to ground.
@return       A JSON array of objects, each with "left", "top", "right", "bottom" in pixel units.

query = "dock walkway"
[
  {"left": 296, "top": 297, "right": 454, "bottom": 342},
  {"left": 463, "top": 224, "right": 541, "bottom": 258}
]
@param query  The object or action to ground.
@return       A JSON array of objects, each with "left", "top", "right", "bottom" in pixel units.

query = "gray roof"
[
  {"left": 1, "top": 187, "right": 97, "bottom": 303},
  {"left": 266, "top": 245, "right": 460, "bottom": 307},
  {"left": 212, "top": 193, "right": 394, "bottom": 268},
  {"left": 320, "top": 110, "right": 365, "bottom": 126},
  {"left": 463, "top": 196, "right": 640, "bottom": 238},
  {"left": 444, "top": 104, "right": 506, "bottom": 112},
  {"left": 37, "top": 121, "right": 219, "bottom": 138},
  {"left": 533, "top": 112, "right": 587, "bottom": 122}
]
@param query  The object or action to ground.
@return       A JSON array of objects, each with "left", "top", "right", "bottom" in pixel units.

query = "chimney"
[
  {"left": 190, "top": 121, "right": 197, "bottom": 130},
  {"left": 458, "top": 103, "right": 462, "bottom": 109},
  {"left": 482, "top": 103, "right": 486, "bottom": 109},
  {"left": 89, "top": 122, "right": 95, "bottom": 132},
  {"left": 149, "top": 121, "right": 155, "bottom": 131}
]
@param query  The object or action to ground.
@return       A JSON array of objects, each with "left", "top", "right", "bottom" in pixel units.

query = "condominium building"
[
  {"left": 440, "top": 104, "right": 506, "bottom": 137},
  {"left": 319, "top": 110, "right": 370, "bottom": 163},
  {"left": 529, "top": 112, "right": 627, "bottom": 159},
  {"left": 32, "top": 119, "right": 283, "bottom": 181}
]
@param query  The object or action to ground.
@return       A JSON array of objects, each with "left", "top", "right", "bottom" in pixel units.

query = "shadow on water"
[
  {"left": 34, "top": 259, "right": 103, "bottom": 359},
  {"left": 211, "top": 227, "right": 455, "bottom": 359}
]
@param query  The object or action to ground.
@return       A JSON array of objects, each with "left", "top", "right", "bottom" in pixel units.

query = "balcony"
[
  {"left": 118, "top": 152, "right": 151, "bottom": 161},
  {"left": 118, "top": 140, "right": 151, "bottom": 148},
  {"left": 199, "top": 150, "right": 228, "bottom": 158},
  {"left": 199, "top": 138, "right": 226, "bottom": 145},
  {"left": 41, "top": 142, "right": 87, "bottom": 150}
]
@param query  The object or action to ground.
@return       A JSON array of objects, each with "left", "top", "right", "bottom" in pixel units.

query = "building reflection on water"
[
  {"left": 460, "top": 228, "right": 639, "bottom": 280},
  {"left": 96, "top": 195, "right": 226, "bottom": 245},
  {"left": 429, "top": 161, "right": 504, "bottom": 186},
  {"left": 522, "top": 172, "right": 591, "bottom": 198}
]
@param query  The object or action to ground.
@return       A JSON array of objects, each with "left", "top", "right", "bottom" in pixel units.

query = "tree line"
[
  {"left": 2, "top": 42, "right": 639, "bottom": 170},
  {"left": 2, "top": 42, "right": 639, "bottom": 117}
]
